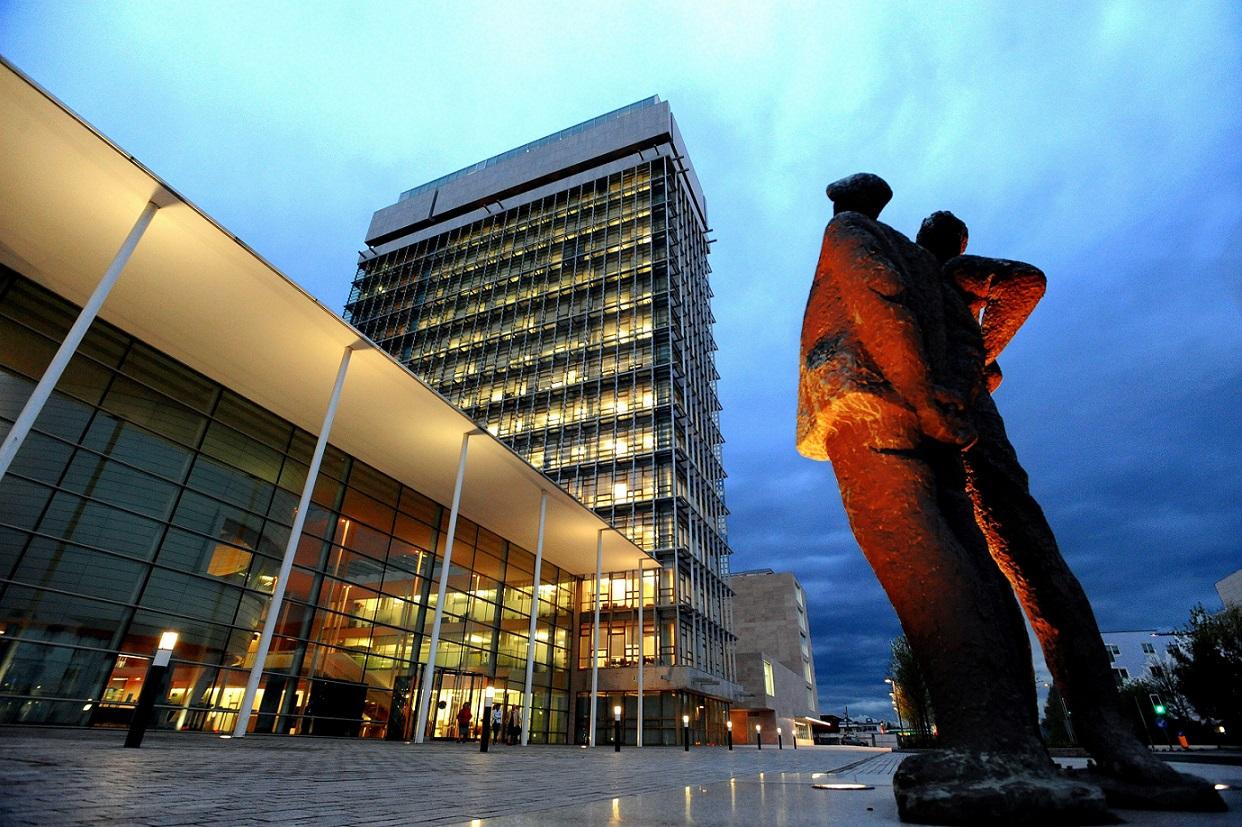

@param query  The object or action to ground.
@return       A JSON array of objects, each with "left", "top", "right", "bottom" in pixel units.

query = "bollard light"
[
  {"left": 683, "top": 714, "right": 691, "bottom": 751},
  {"left": 125, "top": 630, "right": 178, "bottom": 748},
  {"left": 756, "top": 723, "right": 762, "bottom": 750},
  {"left": 614, "top": 704, "right": 623, "bottom": 752},
  {"left": 614, "top": 705, "right": 623, "bottom": 721},
  {"left": 778, "top": 726, "right": 784, "bottom": 750},
  {"left": 158, "top": 631, "right": 179, "bottom": 655},
  {"left": 726, "top": 719, "right": 733, "bottom": 751},
  {"left": 481, "top": 685, "right": 496, "bottom": 753}
]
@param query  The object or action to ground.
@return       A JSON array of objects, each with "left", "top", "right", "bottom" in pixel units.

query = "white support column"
[
  {"left": 640, "top": 553, "right": 660, "bottom": 745},
  {"left": 588, "top": 529, "right": 604, "bottom": 746},
  {"left": 637, "top": 563, "right": 644, "bottom": 749},
  {"left": 233, "top": 345, "right": 355, "bottom": 737},
  {"left": 0, "top": 201, "right": 159, "bottom": 485},
  {"left": 520, "top": 490, "right": 547, "bottom": 746},
  {"left": 413, "top": 431, "right": 474, "bottom": 744}
]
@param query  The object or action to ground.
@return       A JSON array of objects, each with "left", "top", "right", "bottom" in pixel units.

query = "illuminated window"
[{"left": 763, "top": 660, "right": 775, "bottom": 697}]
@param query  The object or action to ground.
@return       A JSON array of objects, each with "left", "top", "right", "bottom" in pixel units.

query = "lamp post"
[
  {"left": 726, "top": 719, "right": 733, "bottom": 751},
  {"left": 777, "top": 726, "right": 783, "bottom": 750},
  {"left": 755, "top": 723, "right": 762, "bottom": 750},
  {"left": 614, "top": 704, "right": 622, "bottom": 752},
  {"left": 125, "top": 631, "right": 177, "bottom": 748},
  {"left": 480, "top": 685, "right": 496, "bottom": 753},
  {"left": 885, "top": 677, "right": 906, "bottom": 731}
]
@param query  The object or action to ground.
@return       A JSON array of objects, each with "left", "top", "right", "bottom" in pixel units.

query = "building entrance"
[{"left": 426, "top": 670, "right": 487, "bottom": 740}]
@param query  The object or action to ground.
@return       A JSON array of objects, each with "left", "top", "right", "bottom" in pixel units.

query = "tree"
[
  {"left": 1041, "top": 684, "right": 1074, "bottom": 747},
  {"left": 889, "top": 634, "right": 934, "bottom": 741},
  {"left": 1170, "top": 604, "right": 1242, "bottom": 737}
]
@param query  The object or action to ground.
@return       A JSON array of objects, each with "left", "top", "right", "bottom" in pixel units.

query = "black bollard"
[
  {"left": 614, "top": 706, "right": 622, "bottom": 752},
  {"left": 125, "top": 632, "right": 177, "bottom": 748},
  {"left": 756, "top": 726, "right": 762, "bottom": 749},
  {"left": 727, "top": 722, "right": 733, "bottom": 751},
  {"left": 778, "top": 728, "right": 783, "bottom": 750},
  {"left": 480, "top": 689, "right": 496, "bottom": 753}
]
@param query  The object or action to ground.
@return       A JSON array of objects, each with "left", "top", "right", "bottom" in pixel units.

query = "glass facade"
[
  {"left": 0, "top": 269, "right": 576, "bottom": 741},
  {"left": 347, "top": 101, "right": 735, "bottom": 745}
]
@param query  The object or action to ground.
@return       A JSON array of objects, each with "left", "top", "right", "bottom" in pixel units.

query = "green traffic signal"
[{"left": 1153, "top": 704, "right": 1167, "bottom": 715}]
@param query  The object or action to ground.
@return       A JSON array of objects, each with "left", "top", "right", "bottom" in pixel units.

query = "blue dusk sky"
[{"left": 2, "top": 1, "right": 1240, "bottom": 720}]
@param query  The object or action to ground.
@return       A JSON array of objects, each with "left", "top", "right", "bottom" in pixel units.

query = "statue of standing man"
[{"left": 797, "top": 174, "right": 1224, "bottom": 823}]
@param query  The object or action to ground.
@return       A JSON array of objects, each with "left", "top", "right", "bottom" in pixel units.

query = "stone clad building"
[{"left": 727, "top": 569, "right": 822, "bottom": 745}]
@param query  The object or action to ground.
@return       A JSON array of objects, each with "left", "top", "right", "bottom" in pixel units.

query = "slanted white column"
[
  {"left": 233, "top": 345, "right": 355, "bottom": 737},
  {"left": 520, "top": 490, "right": 547, "bottom": 746},
  {"left": 413, "top": 431, "right": 475, "bottom": 743},
  {"left": 637, "top": 557, "right": 658, "bottom": 748},
  {"left": 0, "top": 201, "right": 159, "bottom": 485},
  {"left": 588, "top": 529, "right": 604, "bottom": 746}
]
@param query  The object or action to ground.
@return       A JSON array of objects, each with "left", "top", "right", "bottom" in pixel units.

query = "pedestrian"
[
  {"left": 507, "top": 708, "right": 521, "bottom": 745},
  {"left": 455, "top": 701, "right": 472, "bottom": 743},
  {"left": 491, "top": 703, "right": 503, "bottom": 744}
]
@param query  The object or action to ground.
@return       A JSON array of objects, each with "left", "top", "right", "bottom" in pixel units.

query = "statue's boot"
[
  {"left": 824, "top": 422, "right": 1112, "bottom": 825},
  {"left": 963, "top": 393, "right": 1226, "bottom": 813},
  {"left": 895, "top": 749, "right": 1116, "bottom": 826}
]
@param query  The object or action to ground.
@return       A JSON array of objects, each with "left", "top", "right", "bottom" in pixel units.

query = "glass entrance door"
[{"left": 426, "top": 670, "right": 485, "bottom": 740}]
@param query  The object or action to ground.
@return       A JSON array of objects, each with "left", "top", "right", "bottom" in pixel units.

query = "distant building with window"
[
  {"left": 727, "top": 569, "right": 824, "bottom": 745},
  {"left": 1100, "top": 630, "right": 1179, "bottom": 686},
  {"left": 1216, "top": 568, "right": 1242, "bottom": 609}
]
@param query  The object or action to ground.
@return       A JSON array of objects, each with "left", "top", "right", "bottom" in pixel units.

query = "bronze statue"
[{"left": 798, "top": 174, "right": 1224, "bottom": 822}]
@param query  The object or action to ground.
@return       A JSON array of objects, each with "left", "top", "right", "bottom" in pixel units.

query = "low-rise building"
[
  {"left": 0, "top": 58, "right": 652, "bottom": 744},
  {"left": 1100, "top": 630, "right": 1179, "bottom": 686},
  {"left": 727, "top": 569, "right": 825, "bottom": 745},
  {"left": 1216, "top": 569, "right": 1242, "bottom": 609}
]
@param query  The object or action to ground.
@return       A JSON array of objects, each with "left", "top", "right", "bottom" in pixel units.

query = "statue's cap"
[{"left": 826, "top": 173, "right": 893, "bottom": 220}]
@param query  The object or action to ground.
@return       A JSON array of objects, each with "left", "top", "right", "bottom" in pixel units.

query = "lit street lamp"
[{"left": 726, "top": 719, "right": 733, "bottom": 750}]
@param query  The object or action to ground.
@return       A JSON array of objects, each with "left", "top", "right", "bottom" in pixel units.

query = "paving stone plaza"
[{"left": 2, "top": 730, "right": 1239, "bottom": 826}]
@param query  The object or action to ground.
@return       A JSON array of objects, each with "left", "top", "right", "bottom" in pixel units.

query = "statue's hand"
[
  {"left": 920, "top": 387, "right": 976, "bottom": 448},
  {"left": 985, "top": 361, "right": 1003, "bottom": 393}
]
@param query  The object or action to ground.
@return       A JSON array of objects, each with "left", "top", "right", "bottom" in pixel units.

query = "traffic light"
[{"left": 1150, "top": 693, "right": 1166, "bottom": 716}]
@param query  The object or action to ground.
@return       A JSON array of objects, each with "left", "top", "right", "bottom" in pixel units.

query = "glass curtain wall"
[
  {"left": 348, "top": 155, "right": 735, "bottom": 744},
  {"left": 0, "top": 270, "right": 574, "bottom": 741}
]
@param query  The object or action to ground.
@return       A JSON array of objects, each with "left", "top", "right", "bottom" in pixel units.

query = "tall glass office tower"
[{"left": 346, "top": 97, "right": 737, "bottom": 744}]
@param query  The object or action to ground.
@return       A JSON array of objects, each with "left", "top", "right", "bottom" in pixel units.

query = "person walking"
[
  {"left": 491, "top": 703, "right": 503, "bottom": 744},
  {"left": 455, "top": 701, "right": 472, "bottom": 743},
  {"left": 507, "top": 708, "right": 521, "bottom": 745}
]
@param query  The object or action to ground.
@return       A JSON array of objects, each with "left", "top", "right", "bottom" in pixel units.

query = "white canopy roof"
[{"left": 0, "top": 57, "right": 649, "bottom": 576}]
